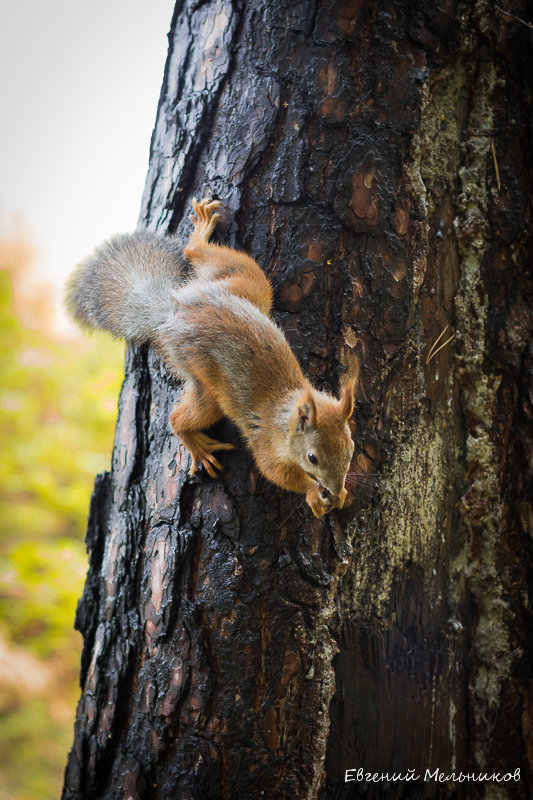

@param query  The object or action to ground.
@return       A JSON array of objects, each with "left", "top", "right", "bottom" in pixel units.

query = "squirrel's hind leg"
[
  {"left": 169, "top": 380, "right": 234, "bottom": 478},
  {"left": 183, "top": 197, "right": 222, "bottom": 264},
  {"left": 183, "top": 197, "right": 273, "bottom": 315}
]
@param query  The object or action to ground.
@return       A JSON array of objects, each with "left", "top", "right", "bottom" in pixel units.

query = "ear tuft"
[
  {"left": 296, "top": 389, "right": 317, "bottom": 432},
  {"left": 339, "top": 378, "right": 355, "bottom": 421}
]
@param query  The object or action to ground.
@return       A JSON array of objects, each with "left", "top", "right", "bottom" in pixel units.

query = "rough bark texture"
[{"left": 63, "top": 1, "right": 533, "bottom": 799}]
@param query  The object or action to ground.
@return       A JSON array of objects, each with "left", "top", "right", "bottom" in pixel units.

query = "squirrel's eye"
[{"left": 307, "top": 452, "right": 318, "bottom": 465}]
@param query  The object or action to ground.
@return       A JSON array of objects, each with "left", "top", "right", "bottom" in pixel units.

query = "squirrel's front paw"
[
  {"left": 305, "top": 484, "right": 347, "bottom": 517},
  {"left": 178, "top": 430, "right": 234, "bottom": 479},
  {"left": 306, "top": 484, "right": 332, "bottom": 518},
  {"left": 329, "top": 487, "right": 347, "bottom": 511}
]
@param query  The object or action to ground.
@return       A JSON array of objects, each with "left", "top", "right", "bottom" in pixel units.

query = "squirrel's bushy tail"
[{"left": 65, "top": 231, "right": 185, "bottom": 344}]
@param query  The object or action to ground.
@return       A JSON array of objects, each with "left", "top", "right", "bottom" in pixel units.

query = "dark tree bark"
[{"left": 63, "top": 1, "right": 533, "bottom": 799}]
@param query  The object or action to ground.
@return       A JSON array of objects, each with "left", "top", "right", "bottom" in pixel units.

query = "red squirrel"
[{"left": 66, "top": 198, "right": 355, "bottom": 517}]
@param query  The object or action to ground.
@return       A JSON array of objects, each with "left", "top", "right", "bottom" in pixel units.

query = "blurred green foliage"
[{"left": 0, "top": 268, "right": 123, "bottom": 800}]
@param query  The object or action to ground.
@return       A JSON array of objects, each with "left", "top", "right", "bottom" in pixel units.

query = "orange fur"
[
  {"left": 154, "top": 199, "right": 356, "bottom": 517},
  {"left": 68, "top": 197, "right": 356, "bottom": 517},
  {"left": 183, "top": 198, "right": 273, "bottom": 316}
]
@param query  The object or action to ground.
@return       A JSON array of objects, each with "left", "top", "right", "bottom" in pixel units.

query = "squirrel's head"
[{"left": 288, "top": 380, "right": 355, "bottom": 500}]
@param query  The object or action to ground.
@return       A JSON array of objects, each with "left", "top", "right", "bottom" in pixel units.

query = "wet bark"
[{"left": 63, "top": 1, "right": 533, "bottom": 799}]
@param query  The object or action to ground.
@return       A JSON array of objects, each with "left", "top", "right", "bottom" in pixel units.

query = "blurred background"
[{"left": 0, "top": 2, "right": 174, "bottom": 797}]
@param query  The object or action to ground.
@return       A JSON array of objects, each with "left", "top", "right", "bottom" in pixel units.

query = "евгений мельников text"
[{"left": 345, "top": 768, "right": 521, "bottom": 784}]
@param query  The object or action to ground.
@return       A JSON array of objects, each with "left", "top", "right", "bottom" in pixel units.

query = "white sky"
[{"left": 0, "top": 0, "right": 175, "bottom": 333}]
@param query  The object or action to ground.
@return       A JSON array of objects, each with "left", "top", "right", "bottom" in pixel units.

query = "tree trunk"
[{"left": 63, "top": 1, "right": 533, "bottom": 799}]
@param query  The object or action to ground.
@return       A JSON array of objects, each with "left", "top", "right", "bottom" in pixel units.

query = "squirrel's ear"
[
  {"left": 339, "top": 378, "right": 355, "bottom": 421},
  {"left": 295, "top": 390, "right": 317, "bottom": 432}
]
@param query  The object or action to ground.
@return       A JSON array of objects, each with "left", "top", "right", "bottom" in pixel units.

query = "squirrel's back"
[{"left": 65, "top": 231, "right": 185, "bottom": 344}]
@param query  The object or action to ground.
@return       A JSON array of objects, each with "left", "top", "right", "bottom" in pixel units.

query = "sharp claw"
[
  {"left": 203, "top": 460, "right": 217, "bottom": 478},
  {"left": 181, "top": 430, "right": 233, "bottom": 479},
  {"left": 206, "top": 454, "right": 222, "bottom": 471}
]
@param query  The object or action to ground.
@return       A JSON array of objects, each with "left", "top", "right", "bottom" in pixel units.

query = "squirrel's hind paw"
[
  {"left": 192, "top": 197, "right": 222, "bottom": 218},
  {"left": 189, "top": 197, "right": 222, "bottom": 243}
]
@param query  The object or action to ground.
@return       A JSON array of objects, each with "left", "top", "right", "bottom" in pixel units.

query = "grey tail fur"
[{"left": 65, "top": 231, "right": 186, "bottom": 344}]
